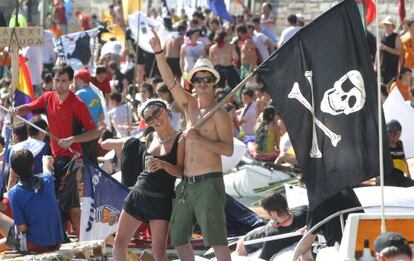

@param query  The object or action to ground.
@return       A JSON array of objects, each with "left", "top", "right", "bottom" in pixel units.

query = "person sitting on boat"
[
  {"left": 3, "top": 150, "right": 63, "bottom": 252},
  {"left": 234, "top": 192, "right": 308, "bottom": 260},
  {"left": 247, "top": 105, "right": 280, "bottom": 161},
  {"left": 113, "top": 99, "right": 184, "bottom": 261},
  {"left": 274, "top": 119, "right": 297, "bottom": 166},
  {"left": 374, "top": 232, "right": 412, "bottom": 261},
  {"left": 382, "top": 120, "right": 414, "bottom": 187}
]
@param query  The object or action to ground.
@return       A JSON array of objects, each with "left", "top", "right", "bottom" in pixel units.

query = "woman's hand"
[{"left": 148, "top": 158, "right": 166, "bottom": 172}]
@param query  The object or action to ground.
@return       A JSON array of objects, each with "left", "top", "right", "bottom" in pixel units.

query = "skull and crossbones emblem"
[{"left": 288, "top": 70, "right": 366, "bottom": 158}]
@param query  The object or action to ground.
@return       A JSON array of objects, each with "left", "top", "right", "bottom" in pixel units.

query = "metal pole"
[
  {"left": 39, "top": 0, "right": 47, "bottom": 27},
  {"left": 375, "top": 0, "right": 387, "bottom": 234}
]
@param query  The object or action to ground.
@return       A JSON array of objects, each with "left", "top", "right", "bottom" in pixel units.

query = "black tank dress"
[{"left": 123, "top": 132, "right": 180, "bottom": 222}]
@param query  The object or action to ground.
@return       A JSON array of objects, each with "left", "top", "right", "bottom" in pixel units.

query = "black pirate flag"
[{"left": 256, "top": 0, "right": 392, "bottom": 209}]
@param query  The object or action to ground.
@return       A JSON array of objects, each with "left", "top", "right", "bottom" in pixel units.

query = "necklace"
[{"left": 157, "top": 130, "right": 176, "bottom": 145}]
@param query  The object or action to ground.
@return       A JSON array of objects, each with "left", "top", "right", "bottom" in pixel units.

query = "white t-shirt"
[
  {"left": 238, "top": 102, "right": 257, "bottom": 136},
  {"left": 278, "top": 26, "right": 300, "bottom": 47},
  {"left": 253, "top": 32, "right": 270, "bottom": 61},
  {"left": 182, "top": 41, "right": 205, "bottom": 72},
  {"left": 23, "top": 46, "right": 43, "bottom": 85},
  {"left": 108, "top": 103, "right": 133, "bottom": 138},
  {"left": 42, "top": 30, "right": 56, "bottom": 64}
]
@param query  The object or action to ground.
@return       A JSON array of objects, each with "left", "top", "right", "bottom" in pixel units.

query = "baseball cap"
[
  {"left": 387, "top": 120, "right": 402, "bottom": 132},
  {"left": 374, "top": 232, "right": 412, "bottom": 253}
]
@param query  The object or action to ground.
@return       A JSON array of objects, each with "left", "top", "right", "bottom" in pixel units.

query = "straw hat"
[
  {"left": 380, "top": 16, "right": 396, "bottom": 27},
  {"left": 187, "top": 58, "right": 220, "bottom": 85}
]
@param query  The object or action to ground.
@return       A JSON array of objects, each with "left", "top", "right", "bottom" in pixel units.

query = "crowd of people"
[{"left": 0, "top": 0, "right": 412, "bottom": 260}]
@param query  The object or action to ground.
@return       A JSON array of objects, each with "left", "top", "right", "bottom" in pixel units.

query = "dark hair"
[
  {"left": 44, "top": 73, "right": 53, "bottom": 84},
  {"left": 141, "top": 82, "right": 155, "bottom": 97},
  {"left": 157, "top": 83, "right": 173, "bottom": 103},
  {"left": 13, "top": 122, "right": 28, "bottom": 141},
  {"left": 263, "top": 106, "right": 276, "bottom": 123},
  {"left": 399, "top": 67, "right": 412, "bottom": 79},
  {"left": 247, "top": 23, "right": 254, "bottom": 31},
  {"left": 11, "top": 149, "right": 34, "bottom": 177},
  {"left": 242, "top": 88, "right": 255, "bottom": 98},
  {"left": 406, "top": 17, "right": 414, "bottom": 27},
  {"left": 252, "top": 16, "right": 261, "bottom": 24},
  {"left": 263, "top": 2, "right": 273, "bottom": 10},
  {"left": 28, "top": 118, "right": 48, "bottom": 137},
  {"left": 209, "top": 18, "right": 220, "bottom": 26},
  {"left": 261, "top": 193, "right": 289, "bottom": 216},
  {"left": 224, "top": 103, "right": 235, "bottom": 112},
  {"left": 287, "top": 14, "right": 298, "bottom": 25},
  {"left": 109, "top": 91, "right": 122, "bottom": 103},
  {"left": 236, "top": 24, "right": 248, "bottom": 34},
  {"left": 214, "top": 30, "right": 227, "bottom": 43},
  {"left": 53, "top": 63, "right": 74, "bottom": 80},
  {"left": 96, "top": 65, "right": 107, "bottom": 75},
  {"left": 177, "top": 23, "right": 187, "bottom": 32},
  {"left": 109, "top": 61, "right": 118, "bottom": 72}
]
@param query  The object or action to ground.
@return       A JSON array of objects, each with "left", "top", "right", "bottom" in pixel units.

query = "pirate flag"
[{"left": 256, "top": 0, "right": 392, "bottom": 209}]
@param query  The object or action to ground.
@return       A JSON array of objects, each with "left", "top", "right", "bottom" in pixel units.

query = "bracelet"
[
  {"left": 168, "top": 79, "right": 177, "bottom": 90},
  {"left": 154, "top": 49, "right": 164, "bottom": 55}
]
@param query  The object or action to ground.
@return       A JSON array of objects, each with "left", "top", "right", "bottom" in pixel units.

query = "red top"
[
  {"left": 80, "top": 14, "right": 91, "bottom": 31},
  {"left": 26, "top": 92, "right": 96, "bottom": 158},
  {"left": 92, "top": 76, "right": 111, "bottom": 94},
  {"left": 54, "top": 4, "right": 66, "bottom": 25}
]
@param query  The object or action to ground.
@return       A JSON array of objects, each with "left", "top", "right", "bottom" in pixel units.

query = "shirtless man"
[
  {"left": 236, "top": 24, "right": 257, "bottom": 101},
  {"left": 150, "top": 28, "right": 234, "bottom": 261},
  {"left": 209, "top": 30, "right": 240, "bottom": 89},
  {"left": 165, "top": 23, "right": 187, "bottom": 79}
]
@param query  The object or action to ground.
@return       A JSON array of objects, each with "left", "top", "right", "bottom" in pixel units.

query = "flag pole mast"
[{"left": 374, "top": 0, "right": 386, "bottom": 234}]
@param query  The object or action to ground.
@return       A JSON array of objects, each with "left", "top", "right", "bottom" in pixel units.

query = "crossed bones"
[{"left": 288, "top": 71, "right": 342, "bottom": 158}]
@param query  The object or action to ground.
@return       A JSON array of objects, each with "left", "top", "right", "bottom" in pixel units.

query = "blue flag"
[
  {"left": 80, "top": 159, "right": 129, "bottom": 241},
  {"left": 209, "top": 0, "right": 233, "bottom": 23}
]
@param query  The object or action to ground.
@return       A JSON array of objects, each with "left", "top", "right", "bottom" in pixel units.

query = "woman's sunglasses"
[
  {"left": 144, "top": 107, "right": 162, "bottom": 125},
  {"left": 191, "top": 76, "right": 216, "bottom": 84}
]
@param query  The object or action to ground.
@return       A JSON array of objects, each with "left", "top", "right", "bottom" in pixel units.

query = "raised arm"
[{"left": 150, "top": 29, "right": 192, "bottom": 109}]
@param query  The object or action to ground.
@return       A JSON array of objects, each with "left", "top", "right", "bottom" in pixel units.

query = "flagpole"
[
  {"left": 0, "top": 105, "right": 80, "bottom": 156},
  {"left": 375, "top": 0, "right": 386, "bottom": 234}
]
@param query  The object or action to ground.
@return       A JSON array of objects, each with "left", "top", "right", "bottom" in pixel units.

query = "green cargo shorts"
[{"left": 170, "top": 173, "right": 227, "bottom": 247}]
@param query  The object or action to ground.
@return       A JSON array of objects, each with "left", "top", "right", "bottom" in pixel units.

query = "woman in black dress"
[{"left": 113, "top": 99, "right": 184, "bottom": 261}]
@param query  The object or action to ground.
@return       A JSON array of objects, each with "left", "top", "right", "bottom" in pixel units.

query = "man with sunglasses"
[{"left": 151, "top": 29, "right": 234, "bottom": 261}]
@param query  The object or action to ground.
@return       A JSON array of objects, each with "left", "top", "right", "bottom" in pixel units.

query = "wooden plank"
[
  {"left": 0, "top": 27, "right": 43, "bottom": 47},
  {"left": 0, "top": 240, "right": 105, "bottom": 261}
]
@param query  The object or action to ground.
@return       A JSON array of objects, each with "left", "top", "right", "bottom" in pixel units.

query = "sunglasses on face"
[
  {"left": 191, "top": 76, "right": 216, "bottom": 84},
  {"left": 144, "top": 107, "right": 162, "bottom": 125}
]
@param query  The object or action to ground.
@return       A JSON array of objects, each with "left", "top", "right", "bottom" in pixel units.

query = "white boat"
[{"left": 224, "top": 165, "right": 292, "bottom": 198}]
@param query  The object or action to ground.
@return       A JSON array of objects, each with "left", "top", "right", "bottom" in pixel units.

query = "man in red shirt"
[{"left": 10, "top": 63, "right": 99, "bottom": 239}]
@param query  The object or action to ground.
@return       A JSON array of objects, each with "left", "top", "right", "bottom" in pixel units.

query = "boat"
[{"left": 224, "top": 165, "right": 293, "bottom": 198}]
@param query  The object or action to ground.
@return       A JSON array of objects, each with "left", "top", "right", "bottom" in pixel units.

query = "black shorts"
[
  {"left": 166, "top": 57, "right": 182, "bottom": 78},
  {"left": 54, "top": 157, "right": 81, "bottom": 220},
  {"left": 123, "top": 186, "right": 173, "bottom": 223}
]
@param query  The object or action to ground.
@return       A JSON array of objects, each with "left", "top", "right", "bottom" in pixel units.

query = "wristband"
[
  {"left": 154, "top": 49, "right": 164, "bottom": 55},
  {"left": 168, "top": 79, "right": 177, "bottom": 90}
]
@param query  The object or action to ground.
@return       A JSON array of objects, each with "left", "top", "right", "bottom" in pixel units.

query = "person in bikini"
[{"left": 150, "top": 28, "right": 234, "bottom": 261}]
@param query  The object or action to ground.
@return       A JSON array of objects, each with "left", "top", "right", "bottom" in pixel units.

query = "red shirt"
[
  {"left": 26, "top": 92, "right": 96, "bottom": 158},
  {"left": 92, "top": 76, "right": 111, "bottom": 94},
  {"left": 80, "top": 14, "right": 91, "bottom": 31},
  {"left": 54, "top": 4, "right": 66, "bottom": 25}
]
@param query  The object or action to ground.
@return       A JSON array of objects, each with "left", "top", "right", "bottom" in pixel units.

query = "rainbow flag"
[{"left": 14, "top": 55, "right": 35, "bottom": 119}]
